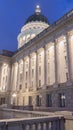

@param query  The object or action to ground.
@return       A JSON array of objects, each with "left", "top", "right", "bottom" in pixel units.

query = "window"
[
  {"left": 27, "top": 34, "right": 30, "bottom": 41},
  {"left": 20, "top": 73, "right": 22, "bottom": 82},
  {"left": 39, "top": 80, "right": 41, "bottom": 87},
  {"left": 1, "top": 98, "right": 5, "bottom": 105},
  {"left": 26, "top": 71, "right": 28, "bottom": 80},
  {"left": 32, "top": 69, "right": 34, "bottom": 78},
  {"left": 39, "top": 66, "right": 41, "bottom": 76},
  {"left": 23, "top": 36, "right": 25, "bottom": 41},
  {"left": 19, "top": 84, "right": 22, "bottom": 90},
  {"left": 25, "top": 83, "right": 27, "bottom": 88},
  {"left": 36, "top": 95, "right": 41, "bottom": 106},
  {"left": 59, "top": 93, "right": 66, "bottom": 107},
  {"left": 31, "top": 34, "right": 35, "bottom": 39},
  {"left": 29, "top": 96, "right": 32, "bottom": 106},
  {"left": 65, "top": 56, "right": 68, "bottom": 68},
  {"left": 66, "top": 72, "right": 69, "bottom": 81},
  {"left": 46, "top": 94, "right": 52, "bottom": 107}
]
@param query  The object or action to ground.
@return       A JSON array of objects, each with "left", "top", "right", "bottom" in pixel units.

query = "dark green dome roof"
[
  {"left": 25, "top": 5, "right": 50, "bottom": 25},
  {"left": 25, "top": 13, "right": 50, "bottom": 25}
]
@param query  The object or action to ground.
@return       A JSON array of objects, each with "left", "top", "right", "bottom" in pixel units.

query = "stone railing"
[{"left": 0, "top": 115, "right": 64, "bottom": 130}]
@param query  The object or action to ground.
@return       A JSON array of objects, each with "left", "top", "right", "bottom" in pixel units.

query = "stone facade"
[{"left": 0, "top": 7, "right": 73, "bottom": 110}]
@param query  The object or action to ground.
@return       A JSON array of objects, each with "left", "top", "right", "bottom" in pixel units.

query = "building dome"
[
  {"left": 17, "top": 5, "right": 50, "bottom": 49},
  {"left": 25, "top": 13, "right": 49, "bottom": 25}
]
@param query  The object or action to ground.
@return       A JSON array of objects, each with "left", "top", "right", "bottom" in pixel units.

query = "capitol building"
[{"left": 0, "top": 6, "right": 73, "bottom": 110}]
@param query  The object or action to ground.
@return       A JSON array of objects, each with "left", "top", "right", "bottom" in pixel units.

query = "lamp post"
[{"left": 61, "top": 94, "right": 66, "bottom": 107}]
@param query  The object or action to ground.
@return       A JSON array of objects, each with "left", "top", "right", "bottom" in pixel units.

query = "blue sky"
[{"left": 0, "top": 0, "right": 73, "bottom": 51}]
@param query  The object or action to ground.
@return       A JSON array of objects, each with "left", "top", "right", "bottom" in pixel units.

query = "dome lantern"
[{"left": 35, "top": 5, "right": 41, "bottom": 14}]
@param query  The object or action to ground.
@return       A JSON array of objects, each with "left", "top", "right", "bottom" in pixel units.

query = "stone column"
[
  {"left": 65, "top": 33, "right": 72, "bottom": 85},
  {"left": 35, "top": 51, "right": 38, "bottom": 90},
  {"left": 16, "top": 61, "right": 20, "bottom": 91},
  {"left": 28, "top": 56, "right": 31, "bottom": 90},
  {"left": 11, "top": 63, "right": 14, "bottom": 91},
  {"left": 54, "top": 40, "right": 58, "bottom": 87},
  {"left": 22, "top": 58, "right": 25, "bottom": 91},
  {"left": 43, "top": 47, "right": 47, "bottom": 88},
  {"left": 0, "top": 63, "right": 2, "bottom": 87},
  {"left": 7, "top": 63, "right": 11, "bottom": 91}
]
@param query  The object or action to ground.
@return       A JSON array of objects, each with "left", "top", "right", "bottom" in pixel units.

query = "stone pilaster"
[
  {"left": 0, "top": 63, "right": 2, "bottom": 88},
  {"left": 22, "top": 58, "right": 25, "bottom": 91},
  {"left": 16, "top": 62, "right": 19, "bottom": 91},
  {"left": 43, "top": 47, "right": 47, "bottom": 89},
  {"left": 11, "top": 64, "right": 14, "bottom": 91},
  {"left": 65, "top": 33, "right": 72, "bottom": 85},
  {"left": 28, "top": 56, "right": 31, "bottom": 91},
  {"left": 35, "top": 51, "right": 38, "bottom": 90},
  {"left": 54, "top": 40, "right": 58, "bottom": 87}
]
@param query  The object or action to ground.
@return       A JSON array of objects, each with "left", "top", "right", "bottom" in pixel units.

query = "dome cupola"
[
  {"left": 25, "top": 5, "right": 49, "bottom": 25},
  {"left": 17, "top": 5, "right": 50, "bottom": 49}
]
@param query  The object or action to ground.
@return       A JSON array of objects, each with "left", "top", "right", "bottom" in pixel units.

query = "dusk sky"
[{"left": 0, "top": 0, "right": 73, "bottom": 51}]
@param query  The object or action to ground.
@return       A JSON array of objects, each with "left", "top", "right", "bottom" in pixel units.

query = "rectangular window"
[
  {"left": 59, "top": 93, "right": 66, "bottom": 107},
  {"left": 39, "top": 66, "right": 41, "bottom": 76},
  {"left": 65, "top": 56, "right": 68, "bottom": 68},
  {"left": 20, "top": 73, "right": 22, "bottom": 82},
  {"left": 66, "top": 72, "right": 69, "bottom": 81},
  {"left": 19, "top": 84, "right": 22, "bottom": 90},
  {"left": 36, "top": 95, "right": 41, "bottom": 106},
  {"left": 32, "top": 69, "right": 34, "bottom": 78},
  {"left": 25, "top": 83, "right": 27, "bottom": 88},
  {"left": 39, "top": 80, "right": 41, "bottom": 87},
  {"left": 26, "top": 71, "right": 28, "bottom": 80},
  {"left": 46, "top": 94, "right": 52, "bottom": 107},
  {"left": 29, "top": 96, "right": 32, "bottom": 106},
  {"left": 1, "top": 98, "right": 5, "bottom": 105}
]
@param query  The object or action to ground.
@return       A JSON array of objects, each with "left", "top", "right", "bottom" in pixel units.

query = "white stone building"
[{"left": 0, "top": 6, "right": 73, "bottom": 110}]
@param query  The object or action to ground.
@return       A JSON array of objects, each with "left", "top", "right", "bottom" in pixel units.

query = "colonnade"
[{"left": 11, "top": 32, "right": 73, "bottom": 92}]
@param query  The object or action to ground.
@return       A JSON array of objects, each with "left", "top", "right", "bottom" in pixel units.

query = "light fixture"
[{"left": 12, "top": 93, "right": 17, "bottom": 98}]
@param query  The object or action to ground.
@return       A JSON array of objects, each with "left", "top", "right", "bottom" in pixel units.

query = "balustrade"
[{"left": 0, "top": 116, "right": 64, "bottom": 130}]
